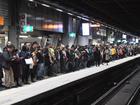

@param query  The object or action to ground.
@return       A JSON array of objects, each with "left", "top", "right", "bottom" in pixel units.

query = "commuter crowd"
[{"left": 0, "top": 41, "right": 140, "bottom": 89}]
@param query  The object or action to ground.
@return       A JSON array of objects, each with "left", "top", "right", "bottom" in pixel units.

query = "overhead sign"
[
  {"left": 69, "top": 32, "right": 76, "bottom": 38},
  {"left": 42, "top": 23, "right": 63, "bottom": 33},
  {"left": 23, "top": 25, "right": 33, "bottom": 33},
  {"left": 0, "top": 16, "right": 4, "bottom": 26}
]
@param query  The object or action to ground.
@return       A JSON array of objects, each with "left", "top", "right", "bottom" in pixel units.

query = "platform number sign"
[
  {"left": 23, "top": 25, "right": 33, "bottom": 33},
  {"left": 69, "top": 32, "right": 76, "bottom": 38}
]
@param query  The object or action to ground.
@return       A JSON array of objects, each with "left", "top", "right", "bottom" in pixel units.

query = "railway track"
[{"left": 91, "top": 66, "right": 140, "bottom": 105}]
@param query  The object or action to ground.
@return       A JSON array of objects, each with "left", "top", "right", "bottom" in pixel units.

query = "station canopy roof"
[{"left": 43, "top": 0, "right": 140, "bottom": 36}]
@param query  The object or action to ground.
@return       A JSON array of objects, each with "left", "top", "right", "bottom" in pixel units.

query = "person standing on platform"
[
  {"left": 0, "top": 52, "right": 4, "bottom": 87},
  {"left": 104, "top": 47, "right": 110, "bottom": 65},
  {"left": 11, "top": 49, "right": 21, "bottom": 86},
  {"left": 36, "top": 49, "right": 45, "bottom": 80},
  {"left": 68, "top": 46, "right": 76, "bottom": 72},
  {"left": 43, "top": 47, "right": 49, "bottom": 76},
  {"left": 94, "top": 47, "right": 101, "bottom": 67},
  {"left": 100, "top": 47, "right": 105, "bottom": 65},
  {"left": 44, "top": 44, "right": 56, "bottom": 76},
  {"left": 60, "top": 45, "right": 67, "bottom": 73},
  {"left": 83, "top": 46, "right": 89, "bottom": 68},
  {"left": 0, "top": 64, "right": 2, "bottom": 87},
  {"left": 2, "top": 45, "right": 15, "bottom": 88},
  {"left": 65, "top": 46, "right": 71, "bottom": 72},
  {"left": 47, "top": 45, "right": 57, "bottom": 76},
  {"left": 111, "top": 46, "right": 117, "bottom": 61},
  {"left": 55, "top": 47, "right": 61, "bottom": 73},
  {"left": 79, "top": 46, "right": 87, "bottom": 69},
  {"left": 30, "top": 42, "right": 39, "bottom": 82},
  {"left": 19, "top": 45, "right": 31, "bottom": 84},
  {"left": 74, "top": 46, "right": 81, "bottom": 70},
  {"left": 118, "top": 47, "right": 124, "bottom": 59}
]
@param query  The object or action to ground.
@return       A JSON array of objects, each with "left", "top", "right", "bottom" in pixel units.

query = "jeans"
[
  {"left": 37, "top": 63, "right": 45, "bottom": 79},
  {"left": 4, "top": 67, "right": 15, "bottom": 88}
]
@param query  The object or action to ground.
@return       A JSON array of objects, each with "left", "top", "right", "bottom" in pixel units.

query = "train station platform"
[{"left": 0, "top": 55, "right": 140, "bottom": 105}]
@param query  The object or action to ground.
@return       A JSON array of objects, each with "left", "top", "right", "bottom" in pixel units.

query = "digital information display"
[{"left": 82, "top": 23, "right": 90, "bottom": 36}]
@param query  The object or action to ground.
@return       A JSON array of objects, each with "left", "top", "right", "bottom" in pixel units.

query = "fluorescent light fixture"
[
  {"left": 82, "top": 17, "right": 89, "bottom": 21},
  {"left": 45, "top": 19, "right": 52, "bottom": 22},
  {"left": 67, "top": 13, "right": 73, "bottom": 16},
  {"left": 37, "top": 37, "right": 42, "bottom": 39},
  {"left": 122, "top": 40, "right": 127, "bottom": 43},
  {"left": 105, "top": 25, "right": 108, "bottom": 28},
  {"left": 122, "top": 34, "right": 126, "bottom": 39},
  {"left": 29, "top": 0, "right": 34, "bottom": 2},
  {"left": 42, "top": 4, "right": 50, "bottom": 8},
  {"left": 100, "top": 24, "right": 104, "bottom": 26},
  {"left": 96, "top": 31, "right": 100, "bottom": 35},
  {"left": 117, "top": 40, "right": 121, "bottom": 43},
  {"left": 27, "top": 14, "right": 32, "bottom": 18},
  {"left": 132, "top": 38, "right": 136, "bottom": 42},
  {"left": 35, "top": 17, "right": 44, "bottom": 20},
  {"left": 19, "top": 35, "right": 28, "bottom": 38},
  {"left": 77, "top": 16, "right": 82, "bottom": 19},
  {"left": 56, "top": 8, "right": 63, "bottom": 12},
  {"left": 136, "top": 38, "right": 139, "bottom": 43},
  {"left": 110, "top": 41, "right": 113, "bottom": 44},
  {"left": 90, "top": 23, "right": 101, "bottom": 27},
  {"left": 111, "top": 38, "right": 115, "bottom": 41}
]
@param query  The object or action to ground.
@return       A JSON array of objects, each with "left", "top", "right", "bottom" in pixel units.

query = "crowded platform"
[{"left": 0, "top": 41, "right": 140, "bottom": 89}]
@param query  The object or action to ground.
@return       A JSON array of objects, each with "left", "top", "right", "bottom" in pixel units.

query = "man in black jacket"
[{"left": 94, "top": 47, "right": 101, "bottom": 67}]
